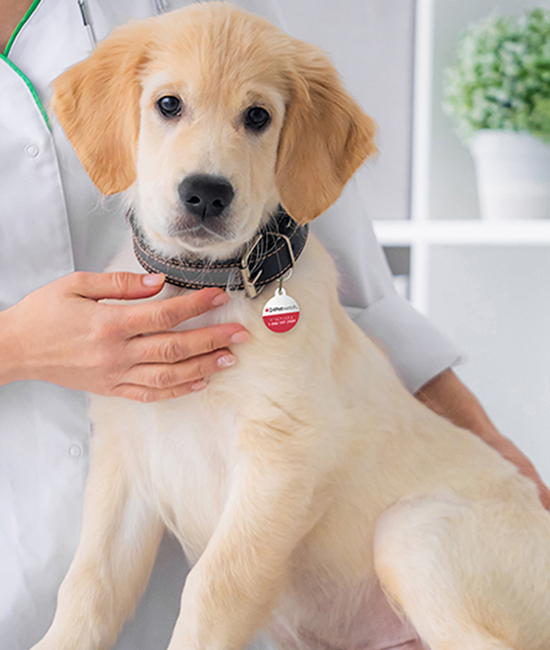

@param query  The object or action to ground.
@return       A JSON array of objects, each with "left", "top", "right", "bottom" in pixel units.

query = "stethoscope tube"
[
  {"left": 77, "top": 0, "right": 168, "bottom": 49},
  {"left": 77, "top": 0, "right": 97, "bottom": 49}
]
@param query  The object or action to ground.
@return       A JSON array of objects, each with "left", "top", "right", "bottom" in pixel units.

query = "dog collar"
[{"left": 129, "top": 207, "right": 308, "bottom": 299}]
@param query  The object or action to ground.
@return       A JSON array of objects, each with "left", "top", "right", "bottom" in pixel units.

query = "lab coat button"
[
  {"left": 68, "top": 444, "right": 82, "bottom": 458},
  {"left": 25, "top": 144, "right": 40, "bottom": 158}
]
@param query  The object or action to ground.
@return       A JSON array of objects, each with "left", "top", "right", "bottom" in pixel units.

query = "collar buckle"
[
  {"left": 266, "top": 231, "right": 297, "bottom": 267},
  {"left": 240, "top": 233, "right": 264, "bottom": 298},
  {"left": 240, "top": 230, "right": 297, "bottom": 299}
]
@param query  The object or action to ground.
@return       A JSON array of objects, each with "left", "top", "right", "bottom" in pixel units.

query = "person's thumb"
[{"left": 68, "top": 271, "right": 166, "bottom": 301}]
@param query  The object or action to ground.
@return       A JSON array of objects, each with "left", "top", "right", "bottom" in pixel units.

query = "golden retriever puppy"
[{"left": 33, "top": 3, "right": 550, "bottom": 650}]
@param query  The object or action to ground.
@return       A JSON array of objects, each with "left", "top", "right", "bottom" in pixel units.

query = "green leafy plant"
[{"left": 443, "top": 8, "right": 550, "bottom": 143}]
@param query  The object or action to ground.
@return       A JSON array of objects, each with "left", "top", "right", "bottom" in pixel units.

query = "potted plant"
[{"left": 443, "top": 8, "right": 550, "bottom": 220}]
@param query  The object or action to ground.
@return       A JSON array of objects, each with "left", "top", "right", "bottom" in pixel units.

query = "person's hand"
[
  {"left": 416, "top": 368, "right": 550, "bottom": 510},
  {"left": 0, "top": 272, "right": 249, "bottom": 402}
]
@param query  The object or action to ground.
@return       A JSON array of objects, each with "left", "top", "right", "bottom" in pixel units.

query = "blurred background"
[{"left": 277, "top": 0, "right": 550, "bottom": 483}]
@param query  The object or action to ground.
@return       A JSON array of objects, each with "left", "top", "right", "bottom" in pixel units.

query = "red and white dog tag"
[{"left": 262, "top": 287, "right": 300, "bottom": 333}]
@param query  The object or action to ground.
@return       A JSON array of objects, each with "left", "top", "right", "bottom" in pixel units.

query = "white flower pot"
[{"left": 470, "top": 130, "right": 550, "bottom": 220}]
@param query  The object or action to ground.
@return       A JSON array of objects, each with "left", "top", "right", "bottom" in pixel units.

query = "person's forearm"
[
  {"left": 416, "top": 368, "right": 550, "bottom": 510},
  {"left": 0, "top": 308, "right": 24, "bottom": 386}
]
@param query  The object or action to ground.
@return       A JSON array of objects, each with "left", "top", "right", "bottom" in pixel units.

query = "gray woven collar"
[{"left": 129, "top": 207, "right": 309, "bottom": 299}]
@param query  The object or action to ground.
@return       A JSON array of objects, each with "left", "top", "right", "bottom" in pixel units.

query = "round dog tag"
[{"left": 262, "top": 287, "right": 300, "bottom": 333}]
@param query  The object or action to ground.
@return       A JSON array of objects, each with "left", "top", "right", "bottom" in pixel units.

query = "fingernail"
[
  {"left": 212, "top": 292, "right": 230, "bottom": 307},
  {"left": 230, "top": 330, "right": 250, "bottom": 344},
  {"left": 217, "top": 354, "right": 236, "bottom": 368},
  {"left": 190, "top": 380, "right": 208, "bottom": 391},
  {"left": 142, "top": 273, "right": 165, "bottom": 286}
]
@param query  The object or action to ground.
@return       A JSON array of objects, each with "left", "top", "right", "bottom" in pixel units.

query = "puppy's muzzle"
[{"left": 178, "top": 174, "right": 235, "bottom": 221}]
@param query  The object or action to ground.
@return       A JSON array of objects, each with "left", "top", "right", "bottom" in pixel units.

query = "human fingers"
[
  {"left": 511, "top": 454, "right": 550, "bottom": 511},
  {"left": 121, "top": 348, "right": 237, "bottom": 391},
  {"left": 127, "top": 323, "right": 249, "bottom": 364},
  {"left": 64, "top": 271, "right": 167, "bottom": 301},
  {"left": 117, "top": 287, "right": 232, "bottom": 336},
  {"left": 109, "top": 379, "right": 209, "bottom": 403},
  {"left": 538, "top": 484, "right": 550, "bottom": 511}
]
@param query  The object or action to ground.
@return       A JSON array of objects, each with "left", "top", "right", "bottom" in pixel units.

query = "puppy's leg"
[
  {"left": 31, "top": 431, "right": 164, "bottom": 650},
  {"left": 374, "top": 492, "right": 550, "bottom": 650},
  {"left": 167, "top": 420, "right": 319, "bottom": 650}
]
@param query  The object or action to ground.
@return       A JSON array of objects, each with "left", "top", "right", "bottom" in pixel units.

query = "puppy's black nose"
[{"left": 178, "top": 174, "right": 235, "bottom": 220}]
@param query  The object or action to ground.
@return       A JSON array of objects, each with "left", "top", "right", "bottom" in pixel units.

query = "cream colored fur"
[{"left": 34, "top": 4, "right": 550, "bottom": 650}]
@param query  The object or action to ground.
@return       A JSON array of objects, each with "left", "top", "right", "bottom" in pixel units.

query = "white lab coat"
[{"left": 0, "top": 1, "right": 464, "bottom": 648}]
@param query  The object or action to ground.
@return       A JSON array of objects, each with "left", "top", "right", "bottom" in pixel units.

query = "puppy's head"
[{"left": 53, "top": 2, "right": 376, "bottom": 260}]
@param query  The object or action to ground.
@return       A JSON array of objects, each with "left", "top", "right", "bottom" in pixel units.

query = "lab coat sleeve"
[{"left": 312, "top": 179, "right": 466, "bottom": 394}]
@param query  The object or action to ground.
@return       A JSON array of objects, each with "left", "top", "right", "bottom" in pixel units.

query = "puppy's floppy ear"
[
  {"left": 276, "top": 41, "right": 377, "bottom": 223},
  {"left": 51, "top": 22, "right": 154, "bottom": 195}
]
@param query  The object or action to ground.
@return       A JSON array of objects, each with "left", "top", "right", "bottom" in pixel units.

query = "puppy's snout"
[{"left": 178, "top": 174, "right": 235, "bottom": 220}]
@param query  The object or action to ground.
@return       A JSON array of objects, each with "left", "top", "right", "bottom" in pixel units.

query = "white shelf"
[
  {"left": 384, "top": 0, "right": 550, "bottom": 317},
  {"left": 373, "top": 219, "right": 550, "bottom": 247}
]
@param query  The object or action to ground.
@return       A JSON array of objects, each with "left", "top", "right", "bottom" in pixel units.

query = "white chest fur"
[{"left": 91, "top": 233, "right": 352, "bottom": 558}]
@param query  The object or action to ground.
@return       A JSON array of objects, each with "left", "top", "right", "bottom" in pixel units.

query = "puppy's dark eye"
[
  {"left": 157, "top": 95, "right": 182, "bottom": 118},
  {"left": 244, "top": 106, "right": 271, "bottom": 132}
]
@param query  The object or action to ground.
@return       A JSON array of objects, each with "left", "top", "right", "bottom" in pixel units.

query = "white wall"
[
  {"left": 276, "top": 0, "right": 415, "bottom": 220},
  {"left": 426, "top": 1, "right": 550, "bottom": 483},
  {"left": 274, "top": 0, "right": 550, "bottom": 483},
  {"left": 428, "top": 246, "right": 550, "bottom": 482}
]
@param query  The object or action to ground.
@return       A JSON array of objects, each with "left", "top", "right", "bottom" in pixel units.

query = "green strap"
[
  {"left": 4, "top": 0, "right": 42, "bottom": 56},
  {"left": 2, "top": 0, "right": 50, "bottom": 129}
]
